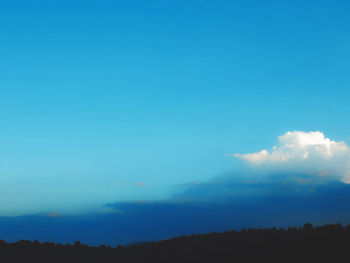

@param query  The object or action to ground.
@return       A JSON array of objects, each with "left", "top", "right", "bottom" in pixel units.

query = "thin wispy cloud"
[{"left": 134, "top": 182, "right": 146, "bottom": 188}]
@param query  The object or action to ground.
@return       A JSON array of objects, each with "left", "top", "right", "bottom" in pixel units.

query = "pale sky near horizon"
[{"left": 1, "top": 0, "right": 350, "bottom": 216}]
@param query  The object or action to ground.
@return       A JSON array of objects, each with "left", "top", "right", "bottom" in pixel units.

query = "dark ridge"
[
  {"left": 125, "top": 240, "right": 151, "bottom": 248},
  {"left": 0, "top": 222, "right": 349, "bottom": 262}
]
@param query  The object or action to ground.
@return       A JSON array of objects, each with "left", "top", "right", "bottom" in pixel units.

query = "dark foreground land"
[{"left": 1, "top": 223, "right": 349, "bottom": 263}]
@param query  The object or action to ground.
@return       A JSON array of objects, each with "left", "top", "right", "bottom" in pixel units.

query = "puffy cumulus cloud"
[{"left": 234, "top": 131, "right": 350, "bottom": 183}]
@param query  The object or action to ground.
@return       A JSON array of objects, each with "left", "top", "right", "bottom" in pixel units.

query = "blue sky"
[{"left": 1, "top": 0, "right": 350, "bottom": 244}]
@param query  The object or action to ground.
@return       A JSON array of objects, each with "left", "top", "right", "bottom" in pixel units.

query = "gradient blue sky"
[{"left": 1, "top": 0, "right": 350, "bottom": 242}]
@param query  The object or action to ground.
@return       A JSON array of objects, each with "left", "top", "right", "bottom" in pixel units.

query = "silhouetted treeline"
[{"left": 1, "top": 223, "right": 350, "bottom": 262}]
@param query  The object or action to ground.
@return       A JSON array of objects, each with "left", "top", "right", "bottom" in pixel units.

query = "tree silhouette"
[{"left": 0, "top": 222, "right": 349, "bottom": 262}]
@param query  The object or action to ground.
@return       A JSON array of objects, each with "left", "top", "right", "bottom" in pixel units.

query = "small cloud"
[
  {"left": 177, "top": 181, "right": 202, "bottom": 187},
  {"left": 134, "top": 199, "right": 154, "bottom": 204},
  {"left": 134, "top": 182, "right": 146, "bottom": 188},
  {"left": 47, "top": 212, "right": 60, "bottom": 218},
  {"left": 296, "top": 178, "right": 313, "bottom": 184},
  {"left": 242, "top": 180, "right": 257, "bottom": 184}
]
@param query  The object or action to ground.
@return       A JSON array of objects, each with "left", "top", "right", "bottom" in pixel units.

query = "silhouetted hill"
[{"left": 1, "top": 223, "right": 349, "bottom": 262}]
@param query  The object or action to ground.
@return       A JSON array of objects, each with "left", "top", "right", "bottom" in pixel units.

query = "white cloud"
[{"left": 234, "top": 131, "right": 350, "bottom": 183}]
